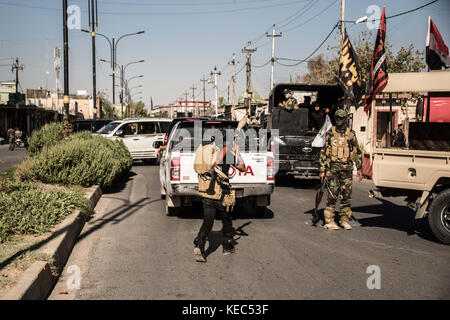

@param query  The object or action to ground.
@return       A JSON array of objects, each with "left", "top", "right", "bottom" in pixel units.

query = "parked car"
[
  {"left": 96, "top": 118, "right": 172, "bottom": 162},
  {"left": 71, "top": 119, "right": 113, "bottom": 133},
  {"left": 159, "top": 119, "right": 275, "bottom": 216}
]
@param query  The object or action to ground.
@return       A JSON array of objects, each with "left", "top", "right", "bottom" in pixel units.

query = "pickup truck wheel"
[{"left": 427, "top": 189, "right": 450, "bottom": 245}]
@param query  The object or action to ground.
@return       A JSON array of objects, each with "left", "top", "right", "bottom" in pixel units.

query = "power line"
[
  {"left": 73, "top": 0, "right": 277, "bottom": 6},
  {"left": 280, "top": 0, "right": 339, "bottom": 33},
  {"left": 275, "top": 22, "right": 339, "bottom": 67},
  {"left": 277, "top": 0, "right": 319, "bottom": 30},
  {"left": 0, "top": 0, "right": 307, "bottom": 16},
  {"left": 344, "top": 0, "right": 439, "bottom": 23}
]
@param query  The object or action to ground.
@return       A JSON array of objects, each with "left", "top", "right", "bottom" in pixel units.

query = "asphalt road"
[
  {"left": 0, "top": 144, "right": 26, "bottom": 172},
  {"left": 49, "top": 164, "right": 450, "bottom": 300}
]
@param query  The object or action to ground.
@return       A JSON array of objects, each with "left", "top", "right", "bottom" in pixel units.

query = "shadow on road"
[
  {"left": 203, "top": 221, "right": 252, "bottom": 258},
  {"left": 78, "top": 196, "right": 162, "bottom": 242},
  {"left": 176, "top": 202, "right": 274, "bottom": 220},
  {"left": 275, "top": 174, "right": 319, "bottom": 189},
  {"left": 302, "top": 198, "right": 440, "bottom": 243}
]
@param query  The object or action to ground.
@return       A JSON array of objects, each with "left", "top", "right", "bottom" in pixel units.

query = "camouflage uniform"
[
  {"left": 7, "top": 128, "right": 15, "bottom": 151},
  {"left": 319, "top": 109, "right": 362, "bottom": 229},
  {"left": 280, "top": 89, "right": 297, "bottom": 111}
]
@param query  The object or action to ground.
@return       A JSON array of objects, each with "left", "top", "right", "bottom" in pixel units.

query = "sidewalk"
[{"left": 0, "top": 144, "right": 26, "bottom": 172}]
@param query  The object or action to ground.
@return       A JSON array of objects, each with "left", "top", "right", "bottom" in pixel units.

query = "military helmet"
[{"left": 335, "top": 109, "right": 348, "bottom": 118}]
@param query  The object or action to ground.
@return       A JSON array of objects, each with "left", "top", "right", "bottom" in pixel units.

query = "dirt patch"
[{"left": 0, "top": 234, "right": 52, "bottom": 296}]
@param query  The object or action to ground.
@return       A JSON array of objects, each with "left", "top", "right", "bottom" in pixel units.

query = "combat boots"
[
  {"left": 193, "top": 235, "right": 207, "bottom": 263},
  {"left": 340, "top": 207, "right": 353, "bottom": 230},
  {"left": 323, "top": 207, "right": 340, "bottom": 230}
]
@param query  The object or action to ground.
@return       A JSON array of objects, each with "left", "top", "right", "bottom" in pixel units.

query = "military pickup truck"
[
  {"left": 369, "top": 71, "right": 450, "bottom": 244},
  {"left": 263, "top": 83, "right": 344, "bottom": 180}
]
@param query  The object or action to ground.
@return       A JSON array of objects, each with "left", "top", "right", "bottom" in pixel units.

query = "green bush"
[
  {"left": 27, "top": 122, "right": 64, "bottom": 156},
  {"left": 18, "top": 133, "right": 132, "bottom": 188},
  {"left": 0, "top": 181, "right": 91, "bottom": 243}
]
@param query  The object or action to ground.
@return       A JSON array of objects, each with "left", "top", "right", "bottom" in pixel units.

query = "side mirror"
[
  {"left": 153, "top": 141, "right": 163, "bottom": 149},
  {"left": 115, "top": 129, "right": 124, "bottom": 137}
]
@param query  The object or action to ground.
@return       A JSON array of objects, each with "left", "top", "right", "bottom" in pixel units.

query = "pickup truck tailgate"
[{"left": 176, "top": 152, "right": 268, "bottom": 184}]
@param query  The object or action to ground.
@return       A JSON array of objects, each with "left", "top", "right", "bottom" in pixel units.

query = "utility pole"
[
  {"left": 242, "top": 41, "right": 256, "bottom": 115},
  {"left": 62, "top": 0, "right": 69, "bottom": 116},
  {"left": 12, "top": 58, "right": 23, "bottom": 94},
  {"left": 190, "top": 84, "right": 197, "bottom": 115},
  {"left": 112, "top": 36, "right": 115, "bottom": 105},
  {"left": 200, "top": 75, "right": 208, "bottom": 116},
  {"left": 266, "top": 24, "right": 282, "bottom": 92},
  {"left": 228, "top": 53, "right": 237, "bottom": 110},
  {"left": 210, "top": 66, "right": 221, "bottom": 116},
  {"left": 184, "top": 91, "right": 189, "bottom": 113},
  {"left": 340, "top": 0, "right": 345, "bottom": 49},
  {"left": 54, "top": 48, "right": 61, "bottom": 112},
  {"left": 89, "top": 0, "right": 99, "bottom": 118},
  {"left": 120, "top": 65, "right": 124, "bottom": 118},
  {"left": 226, "top": 80, "right": 230, "bottom": 104}
]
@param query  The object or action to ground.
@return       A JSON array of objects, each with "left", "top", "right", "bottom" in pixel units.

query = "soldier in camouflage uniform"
[
  {"left": 278, "top": 89, "right": 298, "bottom": 111},
  {"left": 7, "top": 128, "right": 15, "bottom": 151},
  {"left": 319, "top": 109, "right": 363, "bottom": 230}
]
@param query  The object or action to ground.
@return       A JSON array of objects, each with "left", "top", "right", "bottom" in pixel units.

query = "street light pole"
[{"left": 62, "top": 0, "right": 69, "bottom": 116}]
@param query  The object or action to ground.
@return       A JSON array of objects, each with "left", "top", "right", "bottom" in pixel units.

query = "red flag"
[
  {"left": 364, "top": 7, "right": 388, "bottom": 115},
  {"left": 426, "top": 17, "right": 450, "bottom": 70}
]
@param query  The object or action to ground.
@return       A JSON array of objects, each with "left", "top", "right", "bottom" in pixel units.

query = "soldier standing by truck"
[{"left": 319, "top": 109, "right": 363, "bottom": 230}]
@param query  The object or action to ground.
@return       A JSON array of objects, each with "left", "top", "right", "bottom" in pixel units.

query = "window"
[
  {"left": 121, "top": 123, "right": 138, "bottom": 136},
  {"left": 139, "top": 122, "right": 156, "bottom": 134},
  {"left": 360, "top": 126, "right": 366, "bottom": 132},
  {"left": 158, "top": 121, "right": 171, "bottom": 133}
]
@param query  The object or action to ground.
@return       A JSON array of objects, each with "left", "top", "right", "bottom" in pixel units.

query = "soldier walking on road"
[
  {"left": 7, "top": 128, "right": 15, "bottom": 151},
  {"left": 319, "top": 109, "right": 363, "bottom": 230},
  {"left": 193, "top": 121, "right": 246, "bottom": 262}
]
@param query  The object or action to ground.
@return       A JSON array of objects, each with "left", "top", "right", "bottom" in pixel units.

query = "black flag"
[
  {"left": 339, "top": 29, "right": 365, "bottom": 108},
  {"left": 364, "top": 6, "right": 388, "bottom": 115}
]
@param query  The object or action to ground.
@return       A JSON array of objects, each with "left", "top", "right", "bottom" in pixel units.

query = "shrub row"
[
  {"left": 0, "top": 181, "right": 91, "bottom": 243},
  {"left": 16, "top": 131, "right": 132, "bottom": 188},
  {"left": 27, "top": 122, "right": 65, "bottom": 157}
]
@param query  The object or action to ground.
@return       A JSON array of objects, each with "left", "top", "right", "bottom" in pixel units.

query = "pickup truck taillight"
[
  {"left": 267, "top": 156, "right": 275, "bottom": 181},
  {"left": 163, "top": 134, "right": 168, "bottom": 145},
  {"left": 170, "top": 157, "right": 180, "bottom": 181}
]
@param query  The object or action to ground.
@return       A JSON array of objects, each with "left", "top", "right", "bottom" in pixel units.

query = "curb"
[{"left": 0, "top": 185, "right": 102, "bottom": 300}]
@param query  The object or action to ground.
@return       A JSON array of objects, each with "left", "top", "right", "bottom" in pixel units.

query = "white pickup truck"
[{"left": 159, "top": 119, "right": 275, "bottom": 216}]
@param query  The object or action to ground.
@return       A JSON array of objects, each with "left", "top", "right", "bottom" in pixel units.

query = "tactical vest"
[
  {"left": 325, "top": 127, "right": 357, "bottom": 163},
  {"left": 284, "top": 97, "right": 297, "bottom": 111},
  {"left": 194, "top": 144, "right": 236, "bottom": 211}
]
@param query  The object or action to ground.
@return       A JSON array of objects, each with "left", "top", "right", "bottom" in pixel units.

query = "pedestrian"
[
  {"left": 7, "top": 128, "right": 15, "bottom": 151},
  {"left": 192, "top": 120, "right": 246, "bottom": 262},
  {"left": 319, "top": 109, "right": 363, "bottom": 230},
  {"left": 392, "top": 124, "right": 406, "bottom": 148}
]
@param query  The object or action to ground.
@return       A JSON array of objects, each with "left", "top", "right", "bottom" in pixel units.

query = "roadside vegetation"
[{"left": 0, "top": 121, "right": 132, "bottom": 243}]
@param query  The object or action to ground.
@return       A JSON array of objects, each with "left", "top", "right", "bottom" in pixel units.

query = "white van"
[{"left": 96, "top": 118, "right": 171, "bottom": 161}]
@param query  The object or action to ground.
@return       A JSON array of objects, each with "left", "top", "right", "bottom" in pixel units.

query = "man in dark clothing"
[
  {"left": 193, "top": 131, "right": 246, "bottom": 263},
  {"left": 392, "top": 124, "right": 406, "bottom": 148},
  {"left": 309, "top": 104, "right": 325, "bottom": 131}
]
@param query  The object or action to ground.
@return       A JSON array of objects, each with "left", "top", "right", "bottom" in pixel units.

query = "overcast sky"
[{"left": 0, "top": 0, "right": 449, "bottom": 108}]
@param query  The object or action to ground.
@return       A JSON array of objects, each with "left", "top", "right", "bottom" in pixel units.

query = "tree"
[
  {"left": 299, "top": 31, "right": 426, "bottom": 85},
  {"left": 99, "top": 92, "right": 118, "bottom": 119},
  {"left": 130, "top": 101, "right": 148, "bottom": 118}
]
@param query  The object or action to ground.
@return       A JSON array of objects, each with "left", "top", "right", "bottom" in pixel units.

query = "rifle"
[{"left": 312, "top": 176, "right": 326, "bottom": 226}]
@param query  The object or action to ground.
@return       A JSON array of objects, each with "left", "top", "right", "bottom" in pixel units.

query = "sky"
[{"left": 0, "top": 0, "right": 449, "bottom": 109}]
